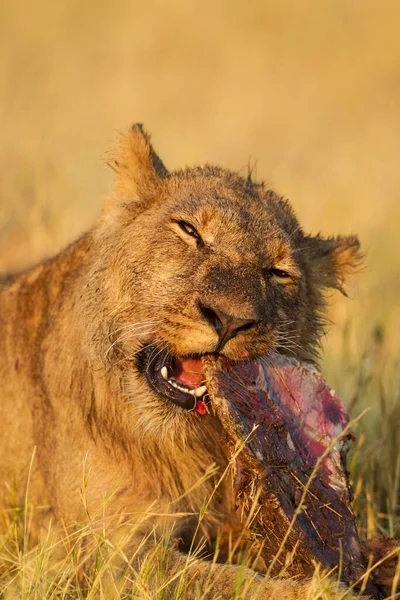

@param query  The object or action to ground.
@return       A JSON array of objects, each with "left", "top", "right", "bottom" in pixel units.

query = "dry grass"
[
  {"left": 0, "top": 442, "right": 388, "bottom": 600},
  {"left": 1, "top": 0, "right": 400, "bottom": 597}
]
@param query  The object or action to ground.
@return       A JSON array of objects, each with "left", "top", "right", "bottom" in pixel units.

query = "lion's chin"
[{"left": 137, "top": 344, "right": 213, "bottom": 413}]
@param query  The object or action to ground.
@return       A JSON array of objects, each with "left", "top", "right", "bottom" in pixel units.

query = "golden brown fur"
[{"left": 0, "top": 125, "right": 377, "bottom": 598}]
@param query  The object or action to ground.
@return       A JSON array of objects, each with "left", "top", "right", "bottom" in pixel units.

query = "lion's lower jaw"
[{"left": 122, "top": 377, "right": 204, "bottom": 444}]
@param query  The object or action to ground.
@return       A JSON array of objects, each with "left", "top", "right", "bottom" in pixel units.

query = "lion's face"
[
  {"left": 117, "top": 179, "right": 309, "bottom": 414},
  {"left": 95, "top": 126, "right": 361, "bottom": 423}
]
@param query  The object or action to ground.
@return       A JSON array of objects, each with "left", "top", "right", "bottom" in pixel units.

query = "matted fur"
[{"left": 0, "top": 125, "right": 368, "bottom": 598}]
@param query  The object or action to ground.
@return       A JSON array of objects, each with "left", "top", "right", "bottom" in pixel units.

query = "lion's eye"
[
  {"left": 177, "top": 221, "right": 203, "bottom": 246},
  {"left": 267, "top": 268, "right": 293, "bottom": 284}
]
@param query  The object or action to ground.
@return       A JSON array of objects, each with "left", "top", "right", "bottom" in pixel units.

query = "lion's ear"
[
  {"left": 301, "top": 234, "right": 363, "bottom": 294},
  {"left": 106, "top": 124, "right": 168, "bottom": 206}
]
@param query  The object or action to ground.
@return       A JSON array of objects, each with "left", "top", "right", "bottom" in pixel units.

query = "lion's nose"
[{"left": 198, "top": 302, "right": 258, "bottom": 350}]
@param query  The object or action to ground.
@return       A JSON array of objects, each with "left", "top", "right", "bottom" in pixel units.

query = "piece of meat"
[{"left": 203, "top": 355, "right": 381, "bottom": 597}]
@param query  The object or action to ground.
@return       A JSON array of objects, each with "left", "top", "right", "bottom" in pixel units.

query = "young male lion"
[{"left": 0, "top": 125, "right": 365, "bottom": 598}]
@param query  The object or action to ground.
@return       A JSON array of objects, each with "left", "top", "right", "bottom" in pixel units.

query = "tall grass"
[{"left": 1, "top": 437, "right": 395, "bottom": 600}]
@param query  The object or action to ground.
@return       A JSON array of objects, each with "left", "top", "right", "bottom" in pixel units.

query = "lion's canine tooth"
[
  {"left": 161, "top": 366, "right": 168, "bottom": 380},
  {"left": 194, "top": 385, "right": 207, "bottom": 397}
]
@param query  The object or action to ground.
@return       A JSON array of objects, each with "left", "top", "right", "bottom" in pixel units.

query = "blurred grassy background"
[{"left": 0, "top": 0, "right": 399, "bottom": 539}]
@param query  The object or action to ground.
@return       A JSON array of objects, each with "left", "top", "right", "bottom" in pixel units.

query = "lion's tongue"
[{"left": 175, "top": 358, "right": 204, "bottom": 388}]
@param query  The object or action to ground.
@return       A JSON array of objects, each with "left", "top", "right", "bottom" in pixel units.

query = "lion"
[{"left": 0, "top": 124, "right": 383, "bottom": 598}]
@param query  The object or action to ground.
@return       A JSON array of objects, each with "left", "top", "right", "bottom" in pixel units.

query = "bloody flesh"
[{"left": 203, "top": 355, "right": 379, "bottom": 596}]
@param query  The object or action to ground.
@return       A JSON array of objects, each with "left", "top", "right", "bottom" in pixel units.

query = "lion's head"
[{"left": 83, "top": 125, "right": 361, "bottom": 437}]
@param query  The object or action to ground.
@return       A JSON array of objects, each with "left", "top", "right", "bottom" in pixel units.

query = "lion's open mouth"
[{"left": 137, "top": 345, "right": 209, "bottom": 413}]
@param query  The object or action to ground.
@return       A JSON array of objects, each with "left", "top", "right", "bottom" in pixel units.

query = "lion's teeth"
[
  {"left": 161, "top": 366, "right": 168, "bottom": 380},
  {"left": 188, "top": 385, "right": 207, "bottom": 397},
  {"left": 166, "top": 377, "right": 207, "bottom": 398},
  {"left": 169, "top": 379, "right": 189, "bottom": 393},
  {"left": 193, "top": 385, "right": 207, "bottom": 397}
]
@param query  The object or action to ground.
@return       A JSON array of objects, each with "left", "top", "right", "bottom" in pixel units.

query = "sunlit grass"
[{"left": 2, "top": 423, "right": 397, "bottom": 600}]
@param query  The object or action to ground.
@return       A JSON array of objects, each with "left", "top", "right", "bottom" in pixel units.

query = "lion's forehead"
[{"left": 162, "top": 180, "right": 298, "bottom": 263}]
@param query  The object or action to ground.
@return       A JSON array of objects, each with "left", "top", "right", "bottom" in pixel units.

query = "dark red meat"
[{"left": 203, "top": 355, "right": 380, "bottom": 596}]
